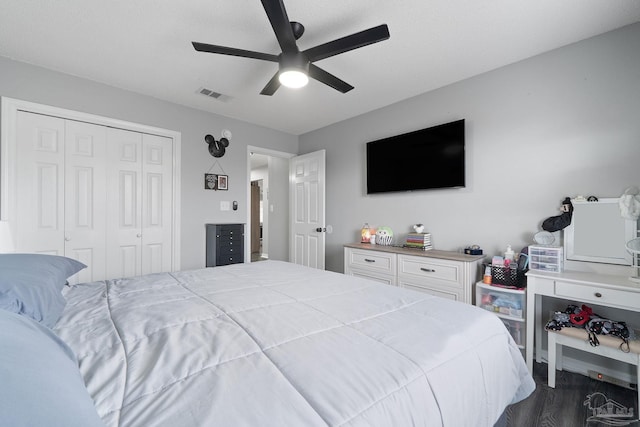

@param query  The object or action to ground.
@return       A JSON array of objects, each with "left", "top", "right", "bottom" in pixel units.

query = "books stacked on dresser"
[{"left": 405, "top": 233, "right": 432, "bottom": 250}]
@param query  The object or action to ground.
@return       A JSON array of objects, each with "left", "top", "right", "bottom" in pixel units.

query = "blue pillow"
[
  {"left": 0, "top": 254, "right": 86, "bottom": 328},
  {"left": 0, "top": 309, "right": 104, "bottom": 426}
]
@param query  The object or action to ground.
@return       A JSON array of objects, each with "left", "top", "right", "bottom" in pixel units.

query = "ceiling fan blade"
[
  {"left": 308, "top": 64, "right": 354, "bottom": 93},
  {"left": 260, "top": 0, "right": 298, "bottom": 53},
  {"left": 260, "top": 72, "right": 281, "bottom": 96},
  {"left": 304, "top": 24, "right": 390, "bottom": 62},
  {"left": 192, "top": 41, "right": 279, "bottom": 62}
]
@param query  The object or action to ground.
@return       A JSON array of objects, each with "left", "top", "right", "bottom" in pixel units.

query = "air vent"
[{"left": 197, "top": 87, "right": 231, "bottom": 102}]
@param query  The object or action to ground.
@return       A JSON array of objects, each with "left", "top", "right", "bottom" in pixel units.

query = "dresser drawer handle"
[
  {"left": 420, "top": 268, "right": 436, "bottom": 273},
  {"left": 364, "top": 258, "right": 376, "bottom": 263},
  {"left": 594, "top": 292, "right": 602, "bottom": 298}
]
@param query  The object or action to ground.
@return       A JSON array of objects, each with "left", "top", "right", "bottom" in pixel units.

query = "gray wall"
[
  {"left": 299, "top": 23, "right": 640, "bottom": 274},
  {"left": 0, "top": 56, "right": 298, "bottom": 270},
  {"left": 267, "top": 156, "right": 290, "bottom": 261}
]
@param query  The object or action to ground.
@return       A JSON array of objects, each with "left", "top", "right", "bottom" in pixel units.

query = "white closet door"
[
  {"left": 15, "top": 112, "right": 65, "bottom": 255},
  {"left": 106, "top": 128, "right": 143, "bottom": 279},
  {"left": 5, "top": 98, "right": 180, "bottom": 280},
  {"left": 64, "top": 120, "right": 107, "bottom": 283},
  {"left": 141, "top": 134, "right": 173, "bottom": 275}
]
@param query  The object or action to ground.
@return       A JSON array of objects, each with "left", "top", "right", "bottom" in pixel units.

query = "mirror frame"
[{"left": 564, "top": 198, "right": 637, "bottom": 266}]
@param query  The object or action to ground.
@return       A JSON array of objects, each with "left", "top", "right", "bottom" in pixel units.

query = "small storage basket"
[
  {"left": 376, "top": 235, "right": 393, "bottom": 246},
  {"left": 489, "top": 264, "right": 526, "bottom": 288}
]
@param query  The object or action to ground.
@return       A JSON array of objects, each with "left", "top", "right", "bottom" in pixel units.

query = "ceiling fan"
[{"left": 192, "top": 0, "right": 390, "bottom": 96}]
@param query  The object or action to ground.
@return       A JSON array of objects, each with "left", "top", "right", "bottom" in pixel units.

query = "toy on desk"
[
  {"left": 541, "top": 197, "right": 573, "bottom": 232},
  {"left": 375, "top": 226, "right": 394, "bottom": 246}
]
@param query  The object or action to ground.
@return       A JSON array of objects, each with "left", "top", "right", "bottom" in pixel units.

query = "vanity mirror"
[{"left": 564, "top": 198, "right": 637, "bottom": 265}]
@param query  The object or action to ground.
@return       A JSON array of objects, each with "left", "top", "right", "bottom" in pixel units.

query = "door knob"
[
  {"left": 315, "top": 227, "right": 326, "bottom": 232},
  {"left": 136, "top": 233, "right": 142, "bottom": 238}
]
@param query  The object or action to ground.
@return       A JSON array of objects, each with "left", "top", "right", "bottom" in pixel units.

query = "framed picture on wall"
[
  {"left": 218, "top": 175, "right": 228, "bottom": 190},
  {"left": 204, "top": 173, "right": 218, "bottom": 190}
]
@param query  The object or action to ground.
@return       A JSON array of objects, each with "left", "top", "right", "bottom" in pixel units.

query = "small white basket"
[{"left": 376, "top": 235, "right": 393, "bottom": 246}]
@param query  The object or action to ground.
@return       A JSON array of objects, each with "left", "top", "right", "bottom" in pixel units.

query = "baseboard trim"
[{"left": 538, "top": 349, "right": 637, "bottom": 387}]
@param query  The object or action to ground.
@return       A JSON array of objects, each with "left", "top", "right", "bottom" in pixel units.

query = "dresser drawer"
[
  {"left": 398, "top": 255, "right": 461, "bottom": 286},
  {"left": 217, "top": 239, "right": 241, "bottom": 250},
  {"left": 217, "top": 254, "right": 242, "bottom": 266},
  {"left": 217, "top": 225, "right": 242, "bottom": 239},
  {"left": 346, "top": 249, "right": 396, "bottom": 275},
  {"left": 350, "top": 269, "right": 396, "bottom": 286},
  {"left": 217, "top": 245, "right": 241, "bottom": 256},
  {"left": 401, "top": 281, "right": 459, "bottom": 301},
  {"left": 555, "top": 281, "right": 640, "bottom": 309}
]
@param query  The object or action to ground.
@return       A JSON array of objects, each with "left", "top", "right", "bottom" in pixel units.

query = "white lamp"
[
  {"left": 0, "top": 221, "right": 15, "bottom": 253},
  {"left": 625, "top": 237, "right": 640, "bottom": 283}
]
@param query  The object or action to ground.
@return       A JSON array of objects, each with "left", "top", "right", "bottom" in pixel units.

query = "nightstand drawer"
[
  {"left": 398, "top": 256, "right": 460, "bottom": 285},
  {"left": 347, "top": 249, "right": 396, "bottom": 274},
  {"left": 555, "top": 281, "right": 640, "bottom": 309}
]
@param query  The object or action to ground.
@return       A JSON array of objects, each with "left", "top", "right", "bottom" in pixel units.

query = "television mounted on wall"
[{"left": 366, "top": 119, "right": 465, "bottom": 194}]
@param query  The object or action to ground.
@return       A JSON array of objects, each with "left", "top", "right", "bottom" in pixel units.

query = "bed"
[{"left": 1, "top": 254, "right": 535, "bottom": 426}]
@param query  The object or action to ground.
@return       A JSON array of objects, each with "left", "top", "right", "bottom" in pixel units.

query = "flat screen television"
[{"left": 366, "top": 119, "right": 465, "bottom": 194}]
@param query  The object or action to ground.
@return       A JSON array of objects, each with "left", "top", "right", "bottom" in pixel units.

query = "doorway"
[
  {"left": 250, "top": 178, "right": 265, "bottom": 261},
  {"left": 247, "top": 147, "right": 293, "bottom": 263}
]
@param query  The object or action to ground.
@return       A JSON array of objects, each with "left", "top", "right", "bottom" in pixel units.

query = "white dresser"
[{"left": 344, "top": 244, "right": 484, "bottom": 304}]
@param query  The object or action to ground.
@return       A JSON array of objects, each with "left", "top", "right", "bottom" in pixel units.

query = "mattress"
[{"left": 54, "top": 260, "right": 535, "bottom": 426}]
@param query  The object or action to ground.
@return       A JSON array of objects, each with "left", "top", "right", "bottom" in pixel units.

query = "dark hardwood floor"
[{"left": 505, "top": 363, "right": 638, "bottom": 426}]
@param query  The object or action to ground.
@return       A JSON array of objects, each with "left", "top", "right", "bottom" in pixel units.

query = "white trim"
[
  {"left": 0, "top": 96, "right": 181, "bottom": 271},
  {"left": 538, "top": 349, "right": 637, "bottom": 388},
  {"left": 246, "top": 145, "right": 295, "bottom": 264}
]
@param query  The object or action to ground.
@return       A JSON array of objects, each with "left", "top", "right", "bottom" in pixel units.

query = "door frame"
[
  {"left": 0, "top": 97, "right": 182, "bottom": 271},
  {"left": 246, "top": 145, "right": 295, "bottom": 264}
]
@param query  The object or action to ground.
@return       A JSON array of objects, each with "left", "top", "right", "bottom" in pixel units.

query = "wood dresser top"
[{"left": 344, "top": 243, "right": 485, "bottom": 263}]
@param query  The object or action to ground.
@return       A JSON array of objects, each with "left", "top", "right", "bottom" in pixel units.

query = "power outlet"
[{"left": 588, "top": 370, "right": 637, "bottom": 390}]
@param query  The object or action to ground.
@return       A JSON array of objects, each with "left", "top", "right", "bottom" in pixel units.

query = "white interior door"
[
  {"left": 64, "top": 120, "right": 107, "bottom": 283},
  {"left": 289, "top": 150, "right": 326, "bottom": 269},
  {"left": 140, "top": 133, "right": 173, "bottom": 275},
  {"left": 15, "top": 111, "right": 65, "bottom": 256},
  {"left": 106, "top": 127, "right": 142, "bottom": 279}
]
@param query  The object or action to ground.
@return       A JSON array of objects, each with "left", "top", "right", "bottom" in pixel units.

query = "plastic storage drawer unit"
[
  {"left": 476, "top": 282, "right": 526, "bottom": 350},
  {"left": 528, "top": 245, "right": 563, "bottom": 273}
]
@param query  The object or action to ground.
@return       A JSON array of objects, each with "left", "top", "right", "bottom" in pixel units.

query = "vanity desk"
[
  {"left": 526, "top": 269, "right": 640, "bottom": 369},
  {"left": 526, "top": 196, "right": 640, "bottom": 411}
]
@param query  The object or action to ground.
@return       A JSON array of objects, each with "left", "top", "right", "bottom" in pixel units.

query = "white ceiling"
[{"left": 1, "top": 1, "right": 639, "bottom": 135}]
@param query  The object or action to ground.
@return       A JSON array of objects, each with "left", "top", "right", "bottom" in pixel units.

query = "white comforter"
[{"left": 55, "top": 261, "right": 534, "bottom": 427}]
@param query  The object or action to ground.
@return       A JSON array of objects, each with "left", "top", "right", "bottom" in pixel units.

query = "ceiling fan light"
[{"left": 279, "top": 69, "right": 309, "bottom": 89}]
